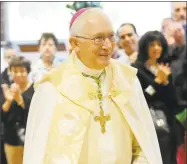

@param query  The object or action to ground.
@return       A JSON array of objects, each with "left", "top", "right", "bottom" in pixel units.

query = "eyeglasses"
[{"left": 75, "top": 34, "right": 116, "bottom": 45}]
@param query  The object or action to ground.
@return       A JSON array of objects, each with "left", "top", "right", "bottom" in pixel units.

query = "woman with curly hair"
[
  {"left": 1, "top": 56, "right": 34, "bottom": 164},
  {"left": 132, "top": 31, "right": 181, "bottom": 164}
]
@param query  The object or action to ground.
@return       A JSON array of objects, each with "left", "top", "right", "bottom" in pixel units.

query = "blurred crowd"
[{"left": 0, "top": 2, "right": 186, "bottom": 164}]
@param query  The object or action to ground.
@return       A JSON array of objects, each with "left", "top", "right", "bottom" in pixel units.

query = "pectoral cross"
[
  {"left": 82, "top": 70, "right": 111, "bottom": 134},
  {"left": 94, "top": 109, "right": 111, "bottom": 134}
]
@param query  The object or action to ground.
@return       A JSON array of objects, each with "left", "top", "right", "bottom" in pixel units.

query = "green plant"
[{"left": 66, "top": 2, "right": 102, "bottom": 14}]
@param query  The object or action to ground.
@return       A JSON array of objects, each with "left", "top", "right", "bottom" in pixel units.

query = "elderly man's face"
[
  {"left": 118, "top": 25, "right": 137, "bottom": 55},
  {"left": 4, "top": 49, "right": 17, "bottom": 64},
  {"left": 172, "top": 2, "right": 186, "bottom": 23},
  {"left": 71, "top": 11, "right": 115, "bottom": 70},
  {"left": 161, "top": 18, "right": 174, "bottom": 35}
]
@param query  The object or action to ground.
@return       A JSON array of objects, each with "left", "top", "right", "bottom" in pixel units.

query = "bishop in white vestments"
[{"left": 23, "top": 7, "right": 163, "bottom": 164}]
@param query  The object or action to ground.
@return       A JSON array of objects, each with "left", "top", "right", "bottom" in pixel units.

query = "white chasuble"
[
  {"left": 75, "top": 57, "right": 133, "bottom": 164},
  {"left": 23, "top": 52, "right": 162, "bottom": 164}
]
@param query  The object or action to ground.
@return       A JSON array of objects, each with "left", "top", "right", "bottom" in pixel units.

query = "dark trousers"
[{"left": 1, "top": 139, "right": 7, "bottom": 164}]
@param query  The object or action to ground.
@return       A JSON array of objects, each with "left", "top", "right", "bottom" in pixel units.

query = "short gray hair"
[
  {"left": 3, "top": 41, "right": 20, "bottom": 54},
  {"left": 69, "top": 8, "right": 104, "bottom": 36}
]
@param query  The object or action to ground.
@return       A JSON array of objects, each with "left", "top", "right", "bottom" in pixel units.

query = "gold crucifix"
[
  {"left": 94, "top": 109, "right": 111, "bottom": 134},
  {"left": 82, "top": 71, "right": 111, "bottom": 133}
]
